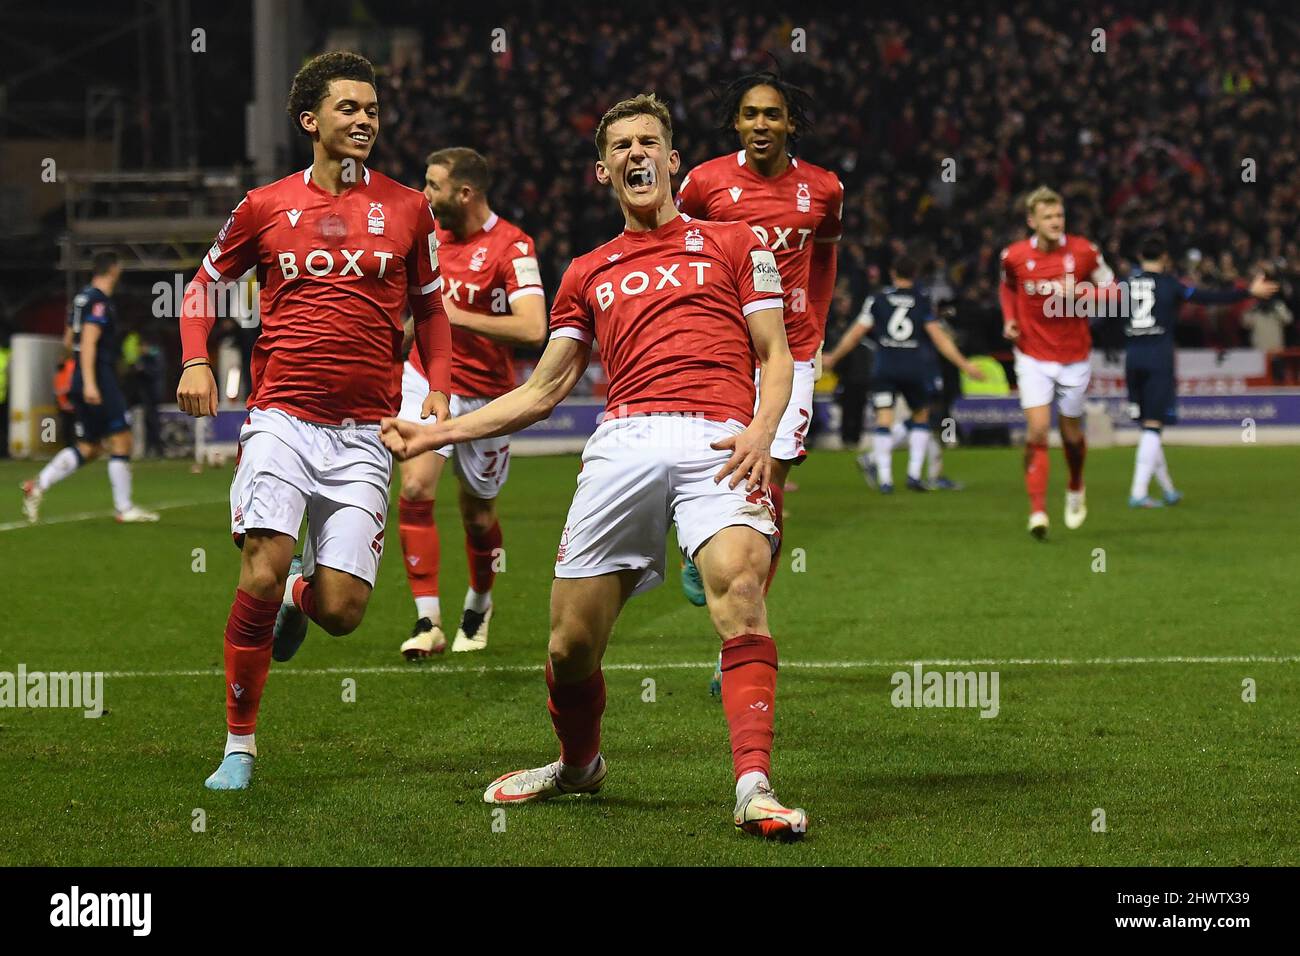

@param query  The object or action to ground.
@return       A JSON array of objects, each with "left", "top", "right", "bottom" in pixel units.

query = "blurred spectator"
[{"left": 341, "top": 1, "right": 1300, "bottom": 346}]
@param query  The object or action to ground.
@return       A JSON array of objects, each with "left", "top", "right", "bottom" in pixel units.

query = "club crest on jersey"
[
  {"left": 796, "top": 182, "right": 811, "bottom": 213},
  {"left": 367, "top": 202, "right": 385, "bottom": 236},
  {"left": 469, "top": 245, "right": 489, "bottom": 272},
  {"left": 684, "top": 228, "right": 704, "bottom": 253},
  {"left": 728, "top": 186, "right": 743, "bottom": 203}
]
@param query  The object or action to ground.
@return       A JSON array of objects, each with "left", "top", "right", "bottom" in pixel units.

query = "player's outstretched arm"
[
  {"left": 446, "top": 294, "right": 548, "bottom": 348},
  {"left": 821, "top": 319, "right": 868, "bottom": 373},
  {"left": 713, "top": 306, "right": 791, "bottom": 491},
  {"left": 382, "top": 333, "right": 589, "bottom": 459},
  {"left": 1184, "top": 274, "right": 1280, "bottom": 305},
  {"left": 925, "top": 323, "right": 985, "bottom": 380}
]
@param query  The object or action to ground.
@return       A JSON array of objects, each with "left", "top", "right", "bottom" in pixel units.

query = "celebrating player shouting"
[
  {"left": 382, "top": 94, "right": 808, "bottom": 840},
  {"left": 176, "top": 52, "right": 451, "bottom": 790},
  {"left": 999, "top": 186, "right": 1113, "bottom": 539},
  {"left": 396, "top": 148, "right": 547, "bottom": 659},
  {"left": 674, "top": 71, "right": 842, "bottom": 602}
]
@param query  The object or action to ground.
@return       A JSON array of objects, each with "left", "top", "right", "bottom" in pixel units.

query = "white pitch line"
[
  {"left": 98, "top": 655, "right": 1300, "bottom": 679},
  {"left": 0, "top": 497, "right": 225, "bottom": 532}
]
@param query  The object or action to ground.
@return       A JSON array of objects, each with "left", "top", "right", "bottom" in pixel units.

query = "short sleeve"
[
  {"left": 731, "top": 224, "right": 785, "bottom": 317},
  {"left": 204, "top": 193, "right": 261, "bottom": 281},
  {"left": 548, "top": 261, "right": 594, "bottom": 344},
  {"left": 85, "top": 294, "right": 111, "bottom": 326},
  {"left": 855, "top": 295, "right": 876, "bottom": 328},
  {"left": 502, "top": 233, "right": 545, "bottom": 304}
]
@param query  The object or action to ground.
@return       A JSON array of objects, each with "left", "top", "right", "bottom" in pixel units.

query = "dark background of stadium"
[{"left": 2, "top": 0, "right": 1297, "bottom": 380}]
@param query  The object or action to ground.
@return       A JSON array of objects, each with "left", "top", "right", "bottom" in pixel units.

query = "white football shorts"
[
  {"left": 1013, "top": 350, "right": 1092, "bottom": 418},
  {"left": 398, "top": 360, "right": 511, "bottom": 500},
  {"left": 230, "top": 406, "right": 391, "bottom": 586},
  {"left": 554, "top": 415, "right": 779, "bottom": 596},
  {"left": 756, "top": 358, "right": 815, "bottom": 462}
]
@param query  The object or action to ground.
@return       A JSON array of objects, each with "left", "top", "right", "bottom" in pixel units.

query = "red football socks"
[
  {"left": 290, "top": 574, "right": 319, "bottom": 622},
  {"left": 466, "top": 520, "right": 503, "bottom": 595},
  {"left": 1063, "top": 437, "right": 1087, "bottom": 492},
  {"left": 223, "top": 588, "right": 280, "bottom": 735},
  {"left": 546, "top": 659, "right": 606, "bottom": 769},
  {"left": 1024, "top": 441, "right": 1049, "bottom": 513},
  {"left": 720, "top": 633, "right": 779, "bottom": 780},
  {"left": 398, "top": 497, "right": 440, "bottom": 600}
]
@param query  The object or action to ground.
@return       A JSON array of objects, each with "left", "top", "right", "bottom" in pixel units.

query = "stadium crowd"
[{"left": 365, "top": 0, "right": 1300, "bottom": 356}]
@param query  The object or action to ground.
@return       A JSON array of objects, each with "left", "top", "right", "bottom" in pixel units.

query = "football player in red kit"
[
  {"left": 675, "top": 72, "right": 842, "bottom": 605},
  {"left": 381, "top": 94, "right": 808, "bottom": 840},
  {"left": 176, "top": 52, "right": 451, "bottom": 790},
  {"left": 396, "top": 148, "right": 547, "bottom": 659},
  {"left": 999, "top": 186, "right": 1113, "bottom": 539}
]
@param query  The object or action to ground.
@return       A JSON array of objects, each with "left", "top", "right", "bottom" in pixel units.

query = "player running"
[
  {"left": 22, "top": 251, "right": 159, "bottom": 524},
  {"left": 673, "top": 71, "right": 842, "bottom": 604},
  {"left": 381, "top": 94, "right": 808, "bottom": 840},
  {"left": 396, "top": 148, "right": 546, "bottom": 659},
  {"left": 822, "top": 256, "right": 983, "bottom": 493},
  {"left": 176, "top": 52, "right": 451, "bottom": 790},
  {"left": 998, "top": 186, "right": 1114, "bottom": 539},
  {"left": 1115, "top": 235, "right": 1276, "bottom": 507}
]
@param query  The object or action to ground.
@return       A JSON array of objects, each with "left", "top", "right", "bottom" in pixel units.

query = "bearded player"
[
  {"left": 999, "top": 186, "right": 1113, "bottom": 539},
  {"left": 382, "top": 94, "right": 808, "bottom": 839},
  {"left": 674, "top": 71, "right": 842, "bottom": 604},
  {"left": 176, "top": 52, "right": 451, "bottom": 790},
  {"left": 396, "top": 148, "right": 546, "bottom": 659}
]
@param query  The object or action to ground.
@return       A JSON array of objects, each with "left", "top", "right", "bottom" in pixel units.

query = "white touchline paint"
[
  {"left": 0, "top": 498, "right": 225, "bottom": 532},
  {"left": 97, "top": 655, "right": 1300, "bottom": 679}
]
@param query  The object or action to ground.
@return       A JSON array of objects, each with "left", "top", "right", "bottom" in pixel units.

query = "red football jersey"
[
  {"left": 999, "top": 234, "right": 1114, "bottom": 364},
  {"left": 549, "top": 213, "right": 784, "bottom": 425},
  {"left": 408, "top": 212, "right": 544, "bottom": 398},
  {"left": 192, "top": 166, "right": 445, "bottom": 425},
  {"left": 675, "top": 150, "right": 843, "bottom": 361}
]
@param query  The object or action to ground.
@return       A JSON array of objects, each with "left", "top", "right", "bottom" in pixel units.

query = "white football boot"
[
  {"left": 20, "top": 481, "right": 42, "bottom": 523},
  {"left": 1028, "top": 510, "right": 1049, "bottom": 540},
  {"left": 483, "top": 755, "right": 607, "bottom": 804},
  {"left": 1064, "top": 488, "right": 1087, "bottom": 530},
  {"left": 734, "top": 782, "right": 808, "bottom": 841},
  {"left": 116, "top": 505, "right": 160, "bottom": 523},
  {"left": 401, "top": 618, "right": 447, "bottom": 660},
  {"left": 452, "top": 606, "right": 492, "bottom": 653}
]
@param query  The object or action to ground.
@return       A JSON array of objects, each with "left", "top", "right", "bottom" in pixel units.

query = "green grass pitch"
[{"left": 0, "top": 444, "right": 1296, "bottom": 866}]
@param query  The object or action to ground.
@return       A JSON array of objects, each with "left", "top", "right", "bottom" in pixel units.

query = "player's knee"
[
  {"left": 547, "top": 625, "right": 599, "bottom": 677},
  {"left": 399, "top": 477, "right": 434, "bottom": 503},
  {"left": 239, "top": 561, "right": 285, "bottom": 601},
  {"left": 712, "top": 564, "right": 766, "bottom": 614},
  {"left": 461, "top": 506, "right": 496, "bottom": 538}
]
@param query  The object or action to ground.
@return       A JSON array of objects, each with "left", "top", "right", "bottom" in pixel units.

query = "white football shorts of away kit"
[
  {"left": 756, "top": 358, "right": 815, "bottom": 462},
  {"left": 554, "top": 415, "right": 779, "bottom": 596},
  {"left": 398, "top": 360, "right": 511, "bottom": 499},
  {"left": 1013, "top": 349, "right": 1092, "bottom": 418},
  {"left": 230, "top": 406, "right": 391, "bottom": 586}
]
